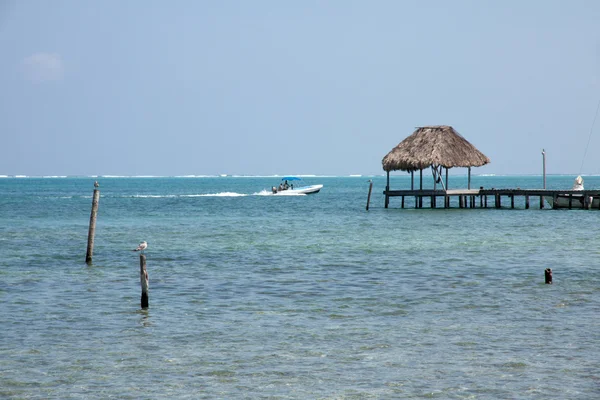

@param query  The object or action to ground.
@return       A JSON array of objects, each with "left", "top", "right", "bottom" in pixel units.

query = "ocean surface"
[{"left": 1, "top": 175, "right": 600, "bottom": 399}]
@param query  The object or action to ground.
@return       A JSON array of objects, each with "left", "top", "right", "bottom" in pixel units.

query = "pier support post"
[
  {"left": 140, "top": 254, "right": 149, "bottom": 308},
  {"left": 568, "top": 194, "right": 573, "bottom": 209},
  {"left": 525, "top": 195, "right": 530, "bottom": 209},
  {"left": 545, "top": 268, "right": 552, "bottom": 284},
  {"left": 540, "top": 196, "right": 544, "bottom": 209},
  {"left": 85, "top": 183, "right": 100, "bottom": 264},
  {"left": 385, "top": 172, "right": 390, "bottom": 208}
]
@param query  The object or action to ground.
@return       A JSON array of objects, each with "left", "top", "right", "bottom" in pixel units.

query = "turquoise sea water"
[{"left": 1, "top": 175, "right": 600, "bottom": 399}]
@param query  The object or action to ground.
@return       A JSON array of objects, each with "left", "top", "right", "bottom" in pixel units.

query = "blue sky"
[{"left": 1, "top": 1, "right": 599, "bottom": 176}]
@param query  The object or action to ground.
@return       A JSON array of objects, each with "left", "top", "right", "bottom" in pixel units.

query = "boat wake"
[
  {"left": 108, "top": 191, "right": 310, "bottom": 198},
  {"left": 130, "top": 192, "right": 249, "bottom": 198}
]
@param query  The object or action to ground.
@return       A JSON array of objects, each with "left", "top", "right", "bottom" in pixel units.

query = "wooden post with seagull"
[
  {"left": 85, "top": 181, "right": 100, "bottom": 264},
  {"left": 134, "top": 241, "right": 149, "bottom": 308}
]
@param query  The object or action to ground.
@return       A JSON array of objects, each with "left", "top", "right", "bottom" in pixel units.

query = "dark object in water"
[{"left": 545, "top": 268, "right": 552, "bottom": 284}]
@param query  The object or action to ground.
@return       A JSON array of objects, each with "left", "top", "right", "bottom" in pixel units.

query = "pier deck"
[{"left": 383, "top": 188, "right": 600, "bottom": 210}]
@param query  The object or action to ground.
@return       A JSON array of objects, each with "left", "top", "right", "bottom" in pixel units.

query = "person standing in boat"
[{"left": 283, "top": 180, "right": 289, "bottom": 190}]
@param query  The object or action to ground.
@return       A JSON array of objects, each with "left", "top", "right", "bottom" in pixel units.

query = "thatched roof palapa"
[{"left": 382, "top": 125, "right": 490, "bottom": 172}]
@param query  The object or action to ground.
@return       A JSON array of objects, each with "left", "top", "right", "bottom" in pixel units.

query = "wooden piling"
[
  {"left": 85, "top": 184, "right": 100, "bottom": 264},
  {"left": 140, "top": 254, "right": 149, "bottom": 308},
  {"left": 568, "top": 194, "right": 573, "bottom": 209},
  {"left": 544, "top": 268, "right": 552, "bottom": 284},
  {"left": 366, "top": 180, "right": 373, "bottom": 211}
]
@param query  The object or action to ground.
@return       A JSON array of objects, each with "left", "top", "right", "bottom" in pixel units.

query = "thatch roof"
[{"left": 382, "top": 125, "right": 490, "bottom": 172}]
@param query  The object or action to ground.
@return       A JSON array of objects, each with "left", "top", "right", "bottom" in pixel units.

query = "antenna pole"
[{"left": 542, "top": 149, "right": 546, "bottom": 189}]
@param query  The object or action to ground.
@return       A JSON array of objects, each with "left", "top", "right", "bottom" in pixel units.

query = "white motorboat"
[
  {"left": 546, "top": 193, "right": 599, "bottom": 209},
  {"left": 544, "top": 175, "right": 599, "bottom": 209},
  {"left": 272, "top": 177, "right": 323, "bottom": 195}
]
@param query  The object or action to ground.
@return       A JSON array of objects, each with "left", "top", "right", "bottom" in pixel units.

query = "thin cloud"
[{"left": 22, "top": 52, "right": 64, "bottom": 82}]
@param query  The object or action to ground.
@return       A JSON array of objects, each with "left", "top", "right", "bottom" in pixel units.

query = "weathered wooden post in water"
[
  {"left": 85, "top": 181, "right": 100, "bottom": 264},
  {"left": 140, "top": 254, "right": 149, "bottom": 308},
  {"left": 545, "top": 268, "right": 552, "bottom": 284},
  {"left": 366, "top": 180, "right": 373, "bottom": 211}
]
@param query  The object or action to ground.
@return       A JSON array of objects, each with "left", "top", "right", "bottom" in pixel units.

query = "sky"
[{"left": 1, "top": 0, "right": 600, "bottom": 177}]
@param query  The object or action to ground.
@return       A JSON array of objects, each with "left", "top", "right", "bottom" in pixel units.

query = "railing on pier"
[{"left": 383, "top": 188, "right": 600, "bottom": 210}]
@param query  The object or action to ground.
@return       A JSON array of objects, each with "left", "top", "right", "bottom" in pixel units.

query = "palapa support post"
[
  {"left": 140, "top": 254, "right": 149, "bottom": 308},
  {"left": 366, "top": 180, "right": 373, "bottom": 211},
  {"left": 545, "top": 268, "right": 552, "bottom": 284},
  {"left": 85, "top": 182, "right": 100, "bottom": 264},
  {"left": 385, "top": 171, "right": 390, "bottom": 208}
]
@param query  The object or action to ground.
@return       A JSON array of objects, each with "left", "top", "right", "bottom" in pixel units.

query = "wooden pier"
[{"left": 383, "top": 188, "right": 600, "bottom": 210}]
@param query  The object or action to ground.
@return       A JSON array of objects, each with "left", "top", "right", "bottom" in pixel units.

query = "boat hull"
[
  {"left": 544, "top": 194, "right": 600, "bottom": 209},
  {"left": 275, "top": 184, "right": 323, "bottom": 195}
]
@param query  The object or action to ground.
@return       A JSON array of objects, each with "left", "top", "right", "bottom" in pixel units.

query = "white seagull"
[{"left": 133, "top": 241, "right": 148, "bottom": 253}]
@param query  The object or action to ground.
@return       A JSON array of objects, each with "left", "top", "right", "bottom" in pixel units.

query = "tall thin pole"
[
  {"left": 542, "top": 149, "right": 546, "bottom": 189},
  {"left": 366, "top": 180, "right": 373, "bottom": 211},
  {"left": 86, "top": 181, "right": 100, "bottom": 264}
]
